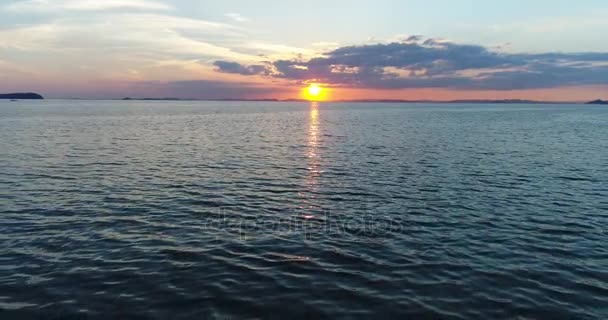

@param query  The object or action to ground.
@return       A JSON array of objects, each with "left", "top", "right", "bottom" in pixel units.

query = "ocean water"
[{"left": 1, "top": 100, "right": 607, "bottom": 319}]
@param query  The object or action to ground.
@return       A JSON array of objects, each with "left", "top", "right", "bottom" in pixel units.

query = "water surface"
[{"left": 1, "top": 100, "right": 607, "bottom": 319}]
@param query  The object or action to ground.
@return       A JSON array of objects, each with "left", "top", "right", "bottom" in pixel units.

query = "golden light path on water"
[
  {"left": 300, "top": 101, "right": 321, "bottom": 219},
  {"left": 307, "top": 101, "right": 321, "bottom": 180}
]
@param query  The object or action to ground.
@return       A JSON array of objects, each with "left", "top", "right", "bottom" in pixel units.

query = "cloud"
[
  {"left": 5, "top": 0, "right": 173, "bottom": 12},
  {"left": 213, "top": 37, "right": 608, "bottom": 90},
  {"left": 224, "top": 13, "right": 249, "bottom": 22},
  {"left": 404, "top": 35, "right": 423, "bottom": 42},
  {"left": 130, "top": 80, "right": 287, "bottom": 99},
  {"left": 213, "top": 61, "right": 271, "bottom": 75},
  {"left": 0, "top": 8, "right": 278, "bottom": 94},
  {"left": 0, "top": 13, "right": 257, "bottom": 62},
  {"left": 0, "top": 2, "right": 321, "bottom": 99}
]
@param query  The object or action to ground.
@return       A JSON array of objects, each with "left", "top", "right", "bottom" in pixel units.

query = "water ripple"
[{"left": 1, "top": 101, "right": 607, "bottom": 319}]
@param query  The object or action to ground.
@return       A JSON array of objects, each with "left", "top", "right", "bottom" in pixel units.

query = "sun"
[
  {"left": 308, "top": 84, "right": 322, "bottom": 96},
  {"left": 303, "top": 84, "right": 326, "bottom": 101}
]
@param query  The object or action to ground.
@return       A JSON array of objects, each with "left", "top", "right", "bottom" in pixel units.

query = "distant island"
[
  {"left": 586, "top": 99, "right": 608, "bottom": 105},
  {"left": 0, "top": 92, "right": 44, "bottom": 100}
]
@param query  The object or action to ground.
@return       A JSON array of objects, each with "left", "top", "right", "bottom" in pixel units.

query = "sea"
[{"left": 1, "top": 100, "right": 607, "bottom": 319}]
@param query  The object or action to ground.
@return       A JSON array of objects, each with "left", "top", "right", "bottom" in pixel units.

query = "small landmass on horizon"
[
  {"left": 586, "top": 99, "right": 608, "bottom": 105},
  {"left": 0, "top": 92, "right": 44, "bottom": 100}
]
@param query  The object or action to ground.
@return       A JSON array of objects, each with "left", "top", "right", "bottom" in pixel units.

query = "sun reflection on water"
[
  {"left": 308, "top": 102, "right": 320, "bottom": 159},
  {"left": 307, "top": 102, "right": 321, "bottom": 175},
  {"left": 299, "top": 102, "right": 322, "bottom": 214}
]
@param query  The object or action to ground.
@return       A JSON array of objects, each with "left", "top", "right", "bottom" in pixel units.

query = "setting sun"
[
  {"left": 308, "top": 84, "right": 322, "bottom": 96},
  {"left": 303, "top": 84, "right": 327, "bottom": 101}
]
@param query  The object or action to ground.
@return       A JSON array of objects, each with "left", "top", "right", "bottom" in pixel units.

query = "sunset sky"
[{"left": 1, "top": 0, "right": 608, "bottom": 101}]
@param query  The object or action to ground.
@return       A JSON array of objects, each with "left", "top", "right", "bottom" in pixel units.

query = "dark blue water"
[{"left": 1, "top": 100, "right": 607, "bottom": 319}]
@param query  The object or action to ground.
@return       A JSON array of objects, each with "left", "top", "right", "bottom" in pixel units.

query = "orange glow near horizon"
[
  {"left": 321, "top": 85, "right": 608, "bottom": 102},
  {"left": 302, "top": 84, "right": 328, "bottom": 101}
]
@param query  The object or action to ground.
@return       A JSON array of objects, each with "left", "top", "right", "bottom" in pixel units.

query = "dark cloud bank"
[
  {"left": 214, "top": 38, "right": 608, "bottom": 90},
  {"left": 133, "top": 80, "right": 279, "bottom": 99}
]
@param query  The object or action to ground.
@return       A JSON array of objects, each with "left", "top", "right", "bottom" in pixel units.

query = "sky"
[{"left": 1, "top": 0, "right": 608, "bottom": 100}]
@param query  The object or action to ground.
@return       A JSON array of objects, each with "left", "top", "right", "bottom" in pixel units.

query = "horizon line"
[{"left": 33, "top": 97, "right": 597, "bottom": 104}]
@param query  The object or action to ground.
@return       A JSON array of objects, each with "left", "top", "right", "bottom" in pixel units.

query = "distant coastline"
[
  {"left": 4, "top": 94, "right": 603, "bottom": 104},
  {"left": 117, "top": 97, "right": 597, "bottom": 104},
  {"left": 0, "top": 92, "right": 44, "bottom": 100}
]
